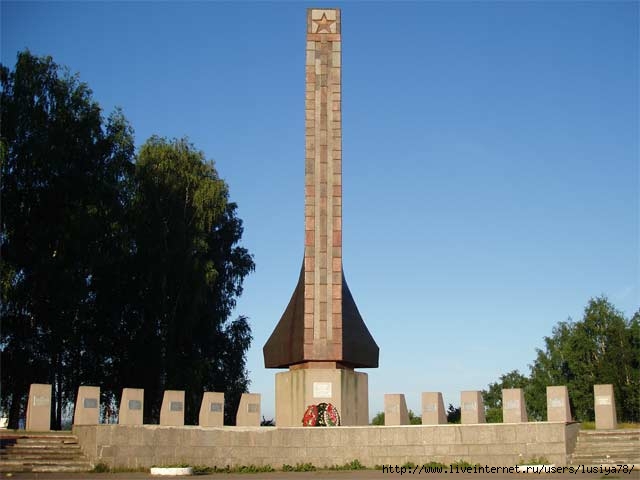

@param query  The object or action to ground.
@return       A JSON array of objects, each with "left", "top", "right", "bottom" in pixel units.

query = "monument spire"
[
  {"left": 263, "top": 8, "right": 378, "bottom": 426},
  {"left": 264, "top": 8, "right": 378, "bottom": 370}
]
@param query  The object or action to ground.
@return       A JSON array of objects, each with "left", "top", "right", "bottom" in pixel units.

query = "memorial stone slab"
[
  {"left": 119, "top": 388, "right": 144, "bottom": 425},
  {"left": 160, "top": 390, "right": 185, "bottom": 426},
  {"left": 594, "top": 384, "right": 617, "bottom": 430},
  {"left": 384, "top": 393, "right": 409, "bottom": 425},
  {"left": 461, "top": 391, "right": 485, "bottom": 424},
  {"left": 26, "top": 383, "right": 52, "bottom": 431},
  {"left": 236, "top": 393, "right": 261, "bottom": 427},
  {"left": 546, "top": 385, "right": 572, "bottom": 422},
  {"left": 421, "top": 392, "right": 446, "bottom": 425},
  {"left": 199, "top": 392, "right": 224, "bottom": 427},
  {"left": 73, "top": 386, "right": 100, "bottom": 425},
  {"left": 502, "top": 388, "right": 527, "bottom": 423}
]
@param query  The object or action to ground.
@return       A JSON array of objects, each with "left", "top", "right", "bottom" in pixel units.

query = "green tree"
[
  {"left": 371, "top": 411, "right": 384, "bottom": 425},
  {"left": 369, "top": 409, "right": 422, "bottom": 425},
  {"left": 527, "top": 297, "right": 639, "bottom": 422},
  {"left": 120, "top": 136, "right": 255, "bottom": 424},
  {"left": 0, "top": 51, "right": 135, "bottom": 429},
  {"left": 446, "top": 404, "right": 460, "bottom": 423},
  {"left": 625, "top": 312, "right": 640, "bottom": 421},
  {"left": 482, "top": 370, "right": 530, "bottom": 422},
  {"left": 408, "top": 409, "right": 422, "bottom": 425},
  {"left": 1, "top": 52, "right": 255, "bottom": 428}
]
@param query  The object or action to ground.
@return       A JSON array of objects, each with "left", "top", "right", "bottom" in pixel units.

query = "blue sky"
[{"left": 2, "top": 1, "right": 638, "bottom": 421}]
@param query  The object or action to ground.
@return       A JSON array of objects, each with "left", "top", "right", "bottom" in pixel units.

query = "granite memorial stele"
[{"left": 264, "top": 8, "right": 378, "bottom": 427}]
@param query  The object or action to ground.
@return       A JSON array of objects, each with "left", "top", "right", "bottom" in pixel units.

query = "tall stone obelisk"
[{"left": 263, "top": 8, "right": 379, "bottom": 427}]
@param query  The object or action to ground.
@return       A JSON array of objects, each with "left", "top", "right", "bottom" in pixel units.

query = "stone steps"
[
  {"left": 572, "top": 457, "right": 640, "bottom": 464},
  {"left": 7, "top": 444, "right": 82, "bottom": 451},
  {"left": 578, "top": 432, "right": 640, "bottom": 440},
  {"left": 3, "top": 453, "right": 86, "bottom": 460},
  {"left": 0, "top": 433, "right": 92, "bottom": 473},
  {"left": 574, "top": 446, "right": 639, "bottom": 454},
  {"left": 0, "top": 459, "right": 93, "bottom": 470},
  {"left": 570, "top": 429, "right": 640, "bottom": 467}
]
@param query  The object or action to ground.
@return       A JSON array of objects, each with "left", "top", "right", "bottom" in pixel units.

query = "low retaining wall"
[{"left": 73, "top": 422, "right": 580, "bottom": 469}]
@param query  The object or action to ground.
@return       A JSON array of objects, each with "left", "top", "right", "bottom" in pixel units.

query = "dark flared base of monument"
[{"left": 263, "top": 264, "right": 379, "bottom": 369}]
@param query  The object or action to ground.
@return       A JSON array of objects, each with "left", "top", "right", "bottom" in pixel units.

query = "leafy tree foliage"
[
  {"left": 486, "top": 297, "right": 639, "bottom": 423},
  {"left": 370, "top": 411, "right": 384, "bottom": 425},
  {"left": 1, "top": 51, "right": 134, "bottom": 429},
  {"left": 370, "top": 410, "right": 422, "bottom": 425},
  {"left": 446, "top": 404, "right": 460, "bottom": 423},
  {"left": 260, "top": 416, "right": 275, "bottom": 426},
  {"left": 529, "top": 297, "right": 638, "bottom": 422},
  {"left": 1, "top": 51, "right": 254, "bottom": 428},
  {"left": 371, "top": 405, "right": 461, "bottom": 425},
  {"left": 120, "top": 136, "right": 254, "bottom": 424},
  {"left": 409, "top": 410, "right": 423, "bottom": 425}
]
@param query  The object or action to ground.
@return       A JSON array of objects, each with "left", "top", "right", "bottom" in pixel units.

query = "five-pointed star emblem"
[{"left": 314, "top": 13, "right": 335, "bottom": 33}]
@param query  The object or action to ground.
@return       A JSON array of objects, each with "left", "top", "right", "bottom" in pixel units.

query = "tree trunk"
[{"left": 7, "top": 391, "right": 23, "bottom": 429}]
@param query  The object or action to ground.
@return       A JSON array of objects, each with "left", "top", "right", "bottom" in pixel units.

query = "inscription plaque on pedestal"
[
  {"left": 313, "top": 382, "right": 332, "bottom": 399},
  {"left": 33, "top": 396, "right": 49, "bottom": 407}
]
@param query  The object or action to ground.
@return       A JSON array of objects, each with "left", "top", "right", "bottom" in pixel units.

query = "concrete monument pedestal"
[
  {"left": 74, "top": 386, "right": 100, "bottom": 425},
  {"left": 199, "top": 392, "right": 224, "bottom": 427},
  {"left": 26, "top": 383, "right": 52, "bottom": 431},
  {"left": 160, "top": 390, "right": 185, "bottom": 426},
  {"left": 461, "top": 391, "right": 485, "bottom": 424},
  {"left": 276, "top": 368, "right": 368, "bottom": 426},
  {"left": 236, "top": 393, "right": 261, "bottom": 427},
  {"left": 384, "top": 393, "right": 409, "bottom": 425},
  {"left": 421, "top": 392, "right": 446, "bottom": 425},
  {"left": 546, "top": 386, "right": 571, "bottom": 422},
  {"left": 594, "top": 384, "right": 617, "bottom": 430},
  {"left": 119, "top": 388, "right": 144, "bottom": 425},
  {"left": 502, "top": 388, "right": 527, "bottom": 423}
]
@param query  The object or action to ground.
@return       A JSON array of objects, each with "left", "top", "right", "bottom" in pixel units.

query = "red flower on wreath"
[
  {"left": 323, "top": 403, "right": 340, "bottom": 426},
  {"left": 302, "top": 403, "right": 340, "bottom": 426},
  {"left": 302, "top": 404, "right": 319, "bottom": 426}
]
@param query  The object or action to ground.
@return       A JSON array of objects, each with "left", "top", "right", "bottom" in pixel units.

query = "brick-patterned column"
[
  {"left": 263, "top": 8, "right": 377, "bottom": 371},
  {"left": 304, "top": 9, "right": 342, "bottom": 361}
]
